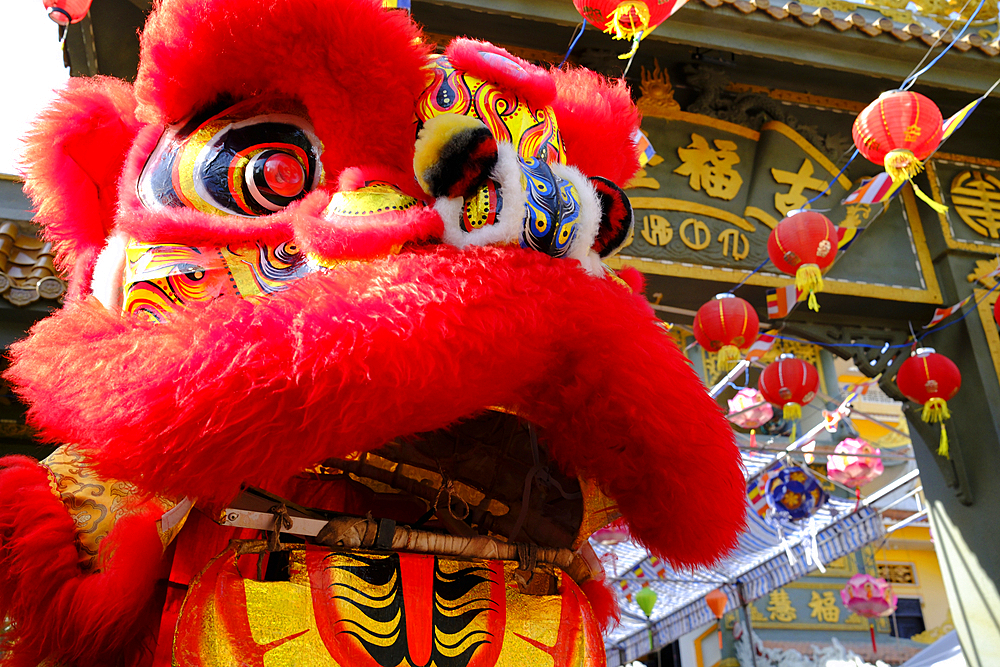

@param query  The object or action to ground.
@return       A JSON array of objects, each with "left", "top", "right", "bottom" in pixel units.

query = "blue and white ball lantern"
[{"left": 765, "top": 463, "right": 828, "bottom": 521}]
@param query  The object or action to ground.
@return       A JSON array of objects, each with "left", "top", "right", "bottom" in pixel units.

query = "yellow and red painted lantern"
[
  {"left": 758, "top": 354, "right": 819, "bottom": 422},
  {"left": 693, "top": 293, "right": 759, "bottom": 368},
  {"left": 767, "top": 212, "right": 838, "bottom": 312},
  {"left": 895, "top": 347, "right": 961, "bottom": 457},
  {"left": 852, "top": 91, "right": 946, "bottom": 212}
]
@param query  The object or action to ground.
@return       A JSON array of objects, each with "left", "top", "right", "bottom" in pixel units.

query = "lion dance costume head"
[{"left": 0, "top": 1, "right": 745, "bottom": 666}]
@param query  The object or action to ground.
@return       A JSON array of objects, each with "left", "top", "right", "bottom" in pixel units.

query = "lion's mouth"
[{"left": 221, "top": 409, "right": 612, "bottom": 584}]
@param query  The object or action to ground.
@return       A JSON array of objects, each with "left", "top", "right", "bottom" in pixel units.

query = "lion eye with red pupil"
[
  {"left": 263, "top": 152, "right": 305, "bottom": 197},
  {"left": 246, "top": 150, "right": 307, "bottom": 211}
]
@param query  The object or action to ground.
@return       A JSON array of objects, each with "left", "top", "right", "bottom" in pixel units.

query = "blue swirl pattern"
[{"left": 519, "top": 157, "right": 580, "bottom": 259}]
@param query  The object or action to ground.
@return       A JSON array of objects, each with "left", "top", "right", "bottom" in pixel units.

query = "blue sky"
[{"left": 0, "top": 3, "right": 70, "bottom": 176}]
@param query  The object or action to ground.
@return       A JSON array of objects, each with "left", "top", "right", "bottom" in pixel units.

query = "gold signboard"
[{"left": 608, "top": 108, "right": 942, "bottom": 304}]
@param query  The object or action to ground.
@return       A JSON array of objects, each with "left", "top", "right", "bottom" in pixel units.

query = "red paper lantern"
[
  {"left": 895, "top": 347, "right": 961, "bottom": 457},
  {"left": 693, "top": 293, "right": 759, "bottom": 368},
  {"left": 43, "top": 0, "right": 92, "bottom": 25},
  {"left": 572, "top": 0, "right": 688, "bottom": 58},
  {"left": 767, "top": 212, "right": 838, "bottom": 311},
  {"left": 758, "top": 354, "right": 819, "bottom": 422},
  {"left": 853, "top": 91, "right": 946, "bottom": 212},
  {"left": 993, "top": 296, "right": 1000, "bottom": 329}
]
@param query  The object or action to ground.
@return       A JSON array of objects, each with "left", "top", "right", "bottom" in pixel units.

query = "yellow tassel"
[
  {"left": 790, "top": 422, "right": 797, "bottom": 441},
  {"left": 884, "top": 149, "right": 923, "bottom": 184},
  {"left": 922, "top": 397, "right": 951, "bottom": 423},
  {"left": 784, "top": 402, "right": 802, "bottom": 421},
  {"left": 616, "top": 33, "right": 642, "bottom": 59},
  {"left": 938, "top": 423, "right": 949, "bottom": 458},
  {"left": 605, "top": 1, "right": 650, "bottom": 41},
  {"left": 717, "top": 344, "right": 741, "bottom": 369},
  {"left": 795, "top": 264, "right": 823, "bottom": 295},
  {"left": 912, "top": 182, "right": 949, "bottom": 213},
  {"left": 806, "top": 291, "right": 820, "bottom": 312}
]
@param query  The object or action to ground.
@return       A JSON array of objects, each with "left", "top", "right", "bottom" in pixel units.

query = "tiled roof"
[
  {"left": 696, "top": 0, "right": 1000, "bottom": 57},
  {"left": 0, "top": 222, "right": 66, "bottom": 307}
]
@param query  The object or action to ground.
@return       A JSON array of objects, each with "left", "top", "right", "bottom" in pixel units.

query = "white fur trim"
[
  {"left": 438, "top": 143, "right": 526, "bottom": 250},
  {"left": 549, "top": 162, "right": 603, "bottom": 276},
  {"left": 435, "top": 196, "right": 467, "bottom": 247},
  {"left": 90, "top": 232, "right": 128, "bottom": 312}
]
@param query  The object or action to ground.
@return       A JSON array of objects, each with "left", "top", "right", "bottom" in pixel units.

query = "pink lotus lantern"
[
  {"left": 728, "top": 388, "right": 773, "bottom": 448},
  {"left": 828, "top": 438, "right": 884, "bottom": 489},
  {"left": 727, "top": 388, "right": 774, "bottom": 429},
  {"left": 840, "top": 573, "right": 897, "bottom": 653},
  {"left": 591, "top": 520, "right": 629, "bottom": 545}
]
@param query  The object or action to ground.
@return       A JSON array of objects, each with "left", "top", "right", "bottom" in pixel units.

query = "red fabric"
[
  {"left": 895, "top": 350, "right": 961, "bottom": 404},
  {"left": 0, "top": 456, "right": 166, "bottom": 667},
  {"left": 20, "top": 76, "right": 142, "bottom": 279},
  {"left": 8, "top": 244, "right": 744, "bottom": 568},
  {"left": 693, "top": 295, "right": 759, "bottom": 352},
  {"left": 446, "top": 39, "right": 557, "bottom": 108},
  {"left": 853, "top": 91, "right": 943, "bottom": 165},
  {"left": 133, "top": 0, "right": 432, "bottom": 181},
  {"left": 758, "top": 357, "right": 819, "bottom": 409},
  {"left": 296, "top": 202, "right": 445, "bottom": 262},
  {"left": 767, "top": 211, "right": 838, "bottom": 275},
  {"left": 549, "top": 67, "right": 641, "bottom": 186},
  {"left": 995, "top": 296, "right": 1000, "bottom": 329}
]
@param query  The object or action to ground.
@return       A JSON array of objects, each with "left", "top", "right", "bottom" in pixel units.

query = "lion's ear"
[{"left": 21, "top": 76, "right": 142, "bottom": 282}]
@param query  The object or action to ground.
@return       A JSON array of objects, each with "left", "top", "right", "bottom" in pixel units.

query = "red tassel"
[
  {"left": 854, "top": 487, "right": 861, "bottom": 512},
  {"left": 870, "top": 623, "right": 877, "bottom": 653}
]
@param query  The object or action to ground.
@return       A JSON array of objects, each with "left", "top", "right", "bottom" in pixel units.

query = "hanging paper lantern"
[
  {"left": 895, "top": 347, "right": 961, "bottom": 458},
  {"left": 765, "top": 463, "right": 828, "bottom": 522},
  {"left": 767, "top": 212, "right": 838, "bottom": 312},
  {"left": 635, "top": 585, "right": 657, "bottom": 617},
  {"left": 840, "top": 573, "right": 898, "bottom": 653},
  {"left": 693, "top": 293, "right": 760, "bottom": 368},
  {"left": 705, "top": 589, "right": 728, "bottom": 650},
  {"left": 727, "top": 388, "right": 773, "bottom": 430},
  {"left": 758, "top": 354, "right": 819, "bottom": 422},
  {"left": 43, "top": 0, "right": 92, "bottom": 25},
  {"left": 853, "top": 91, "right": 946, "bottom": 213},
  {"left": 572, "top": 0, "right": 688, "bottom": 59},
  {"left": 827, "top": 438, "right": 884, "bottom": 489}
]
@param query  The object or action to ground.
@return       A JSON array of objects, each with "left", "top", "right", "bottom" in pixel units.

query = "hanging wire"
[
  {"left": 558, "top": 19, "right": 587, "bottom": 68},
  {"left": 728, "top": 258, "right": 770, "bottom": 294},
  {"left": 621, "top": 31, "right": 644, "bottom": 77},
  {"left": 900, "top": 0, "right": 986, "bottom": 91},
  {"left": 763, "top": 280, "right": 1000, "bottom": 352},
  {"left": 898, "top": 0, "right": 975, "bottom": 87},
  {"left": 806, "top": 149, "right": 860, "bottom": 206}
]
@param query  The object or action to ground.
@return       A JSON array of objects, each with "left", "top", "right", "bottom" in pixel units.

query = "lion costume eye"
[{"left": 138, "top": 97, "right": 323, "bottom": 217}]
